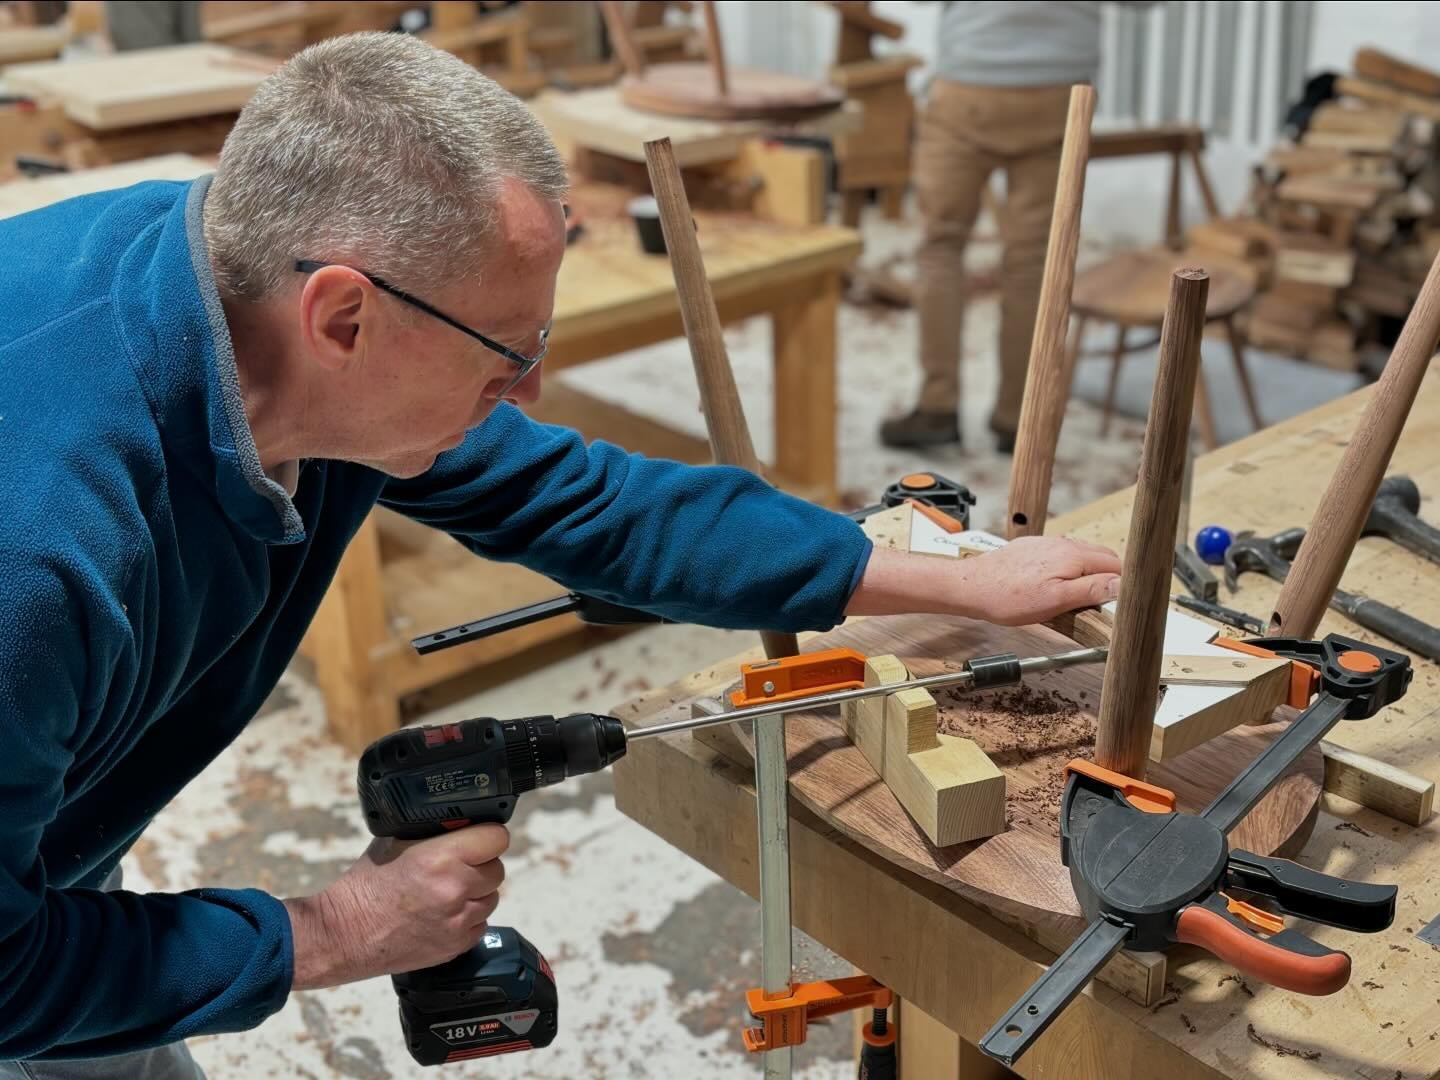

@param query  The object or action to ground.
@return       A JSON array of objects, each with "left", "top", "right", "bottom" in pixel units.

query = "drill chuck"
[{"left": 503, "top": 713, "right": 628, "bottom": 794}]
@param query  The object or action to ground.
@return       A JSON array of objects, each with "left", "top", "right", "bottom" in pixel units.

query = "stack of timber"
[{"left": 1188, "top": 47, "right": 1440, "bottom": 373}]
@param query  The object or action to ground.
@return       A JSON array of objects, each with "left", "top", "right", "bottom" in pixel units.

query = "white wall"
[{"left": 1308, "top": 0, "right": 1440, "bottom": 71}]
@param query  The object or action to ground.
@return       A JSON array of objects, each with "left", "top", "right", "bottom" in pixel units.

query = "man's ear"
[{"left": 298, "top": 265, "right": 372, "bottom": 372}]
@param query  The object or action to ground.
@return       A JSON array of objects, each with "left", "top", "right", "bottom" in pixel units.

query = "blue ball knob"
[{"left": 1195, "top": 526, "right": 1233, "bottom": 566}]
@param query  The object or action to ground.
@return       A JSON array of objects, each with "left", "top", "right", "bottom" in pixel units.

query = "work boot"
[
  {"left": 878, "top": 409, "right": 961, "bottom": 449},
  {"left": 989, "top": 417, "right": 1017, "bottom": 455}
]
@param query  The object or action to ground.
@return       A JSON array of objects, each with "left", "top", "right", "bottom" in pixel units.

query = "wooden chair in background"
[
  {"left": 823, "top": 1, "right": 921, "bottom": 227},
  {"left": 1072, "top": 126, "right": 1263, "bottom": 448}
]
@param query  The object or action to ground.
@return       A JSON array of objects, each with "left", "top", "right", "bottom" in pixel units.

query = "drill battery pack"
[{"left": 394, "top": 926, "right": 558, "bottom": 1066}]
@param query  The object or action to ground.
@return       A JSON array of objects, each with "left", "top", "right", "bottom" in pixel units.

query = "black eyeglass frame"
[{"left": 294, "top": 259, "right": 548, "bottom": 396}]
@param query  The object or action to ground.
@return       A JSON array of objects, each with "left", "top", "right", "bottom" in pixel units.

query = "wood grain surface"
[
  {"left": 621, "top": 63, "right": 844, "bottom": 122},
  {"left": 1271, "top": 245, "right": 1440, "bottom": 638},
  {"left": 615, "top": 372, "right": 1440, "bottom": 1079},
  {"left": 1007, "top": 85, "right": 1096, "bottom": 539},
  {"left": 1095, "top": 269, "right": 1210, "bottom": 778},
  {"left": 4, "top": 44, "right": 275, "bottom": 130},
  {"left": 642, "top": 613, "right": 1322, "bottom": 940},
  {"left": 643, "top": 136, "right": 796, "bottom": 661},
  {"left": 1070, "top": 248, "right": 1256, "bottom": 326}
]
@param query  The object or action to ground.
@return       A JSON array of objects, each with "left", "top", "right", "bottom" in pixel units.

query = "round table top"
[{"left": 620, "top": 64, "right": 845, "bottom": 123}]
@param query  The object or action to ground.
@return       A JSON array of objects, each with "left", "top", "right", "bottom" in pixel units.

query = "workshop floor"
[{"left": 122, "top": 205, "right": 1361, "bottom": 1078}]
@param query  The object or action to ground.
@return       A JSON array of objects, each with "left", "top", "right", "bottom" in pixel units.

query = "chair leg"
[
  {"left": 1193, "top": 365, "right": 1219, "bottom": 451},
  {"left": 1060, "top": 314, "right": 1090, "bottom": 398},
  {"left": 1100, "top": 324, "right": 1127, "bottom": 437},
  {"left": 1223, "top": 316, "right": 1264, "bottom": 431}
]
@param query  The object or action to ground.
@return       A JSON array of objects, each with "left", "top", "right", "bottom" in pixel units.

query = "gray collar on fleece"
[{"left": 184, "top": 175, "right": 305, "bottom": 541}]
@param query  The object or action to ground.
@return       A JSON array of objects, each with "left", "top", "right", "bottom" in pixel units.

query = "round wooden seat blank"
[
  {"left": 724, "top": 614, "right": 1321, "bottom": 940},
  {"left": 619, "top": 64, "right": 845, "bottom": 122},
  {"left": 1071, "top": 248, "right": 1257, "bottom": 326}
]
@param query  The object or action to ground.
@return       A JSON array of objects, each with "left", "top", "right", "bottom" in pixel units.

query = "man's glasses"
[{"left": 294, "top": 260, "right": 548, "bottom": 397}]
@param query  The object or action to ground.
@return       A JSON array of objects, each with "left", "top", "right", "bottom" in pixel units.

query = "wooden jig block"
[
  {"left": 1150, "top": 655, "right": 1292, "bottom": 761},
  {"left": 840, "top": 654, "right": 1005, "bottom": 846}
]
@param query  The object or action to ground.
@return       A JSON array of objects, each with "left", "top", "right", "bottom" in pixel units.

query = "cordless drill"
[{"left": 358, "top": 713, "right": 627, "bottom": 1065}]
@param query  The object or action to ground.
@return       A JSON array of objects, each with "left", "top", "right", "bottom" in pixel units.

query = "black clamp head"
[
  {"left": 1061, "top": 766, "right": 1229, "bottom": 951},
  {"left": 1242, "top": 634, "right": 1411, "bottom": 718},
  {"left": 881, "top": 472, "right": 977, "bottom": 529}
]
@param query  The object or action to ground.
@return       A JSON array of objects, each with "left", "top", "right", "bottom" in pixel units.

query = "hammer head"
[
  {"left": 1223, "top": 527, "right": 1306, "bottom": 590},
  {"left": 1365, "top": 475, "right": 1422, "bottom": 534}
]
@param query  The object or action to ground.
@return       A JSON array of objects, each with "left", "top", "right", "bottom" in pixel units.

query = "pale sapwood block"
[
  {"left": 1320, "top": 739, "right": 1435, "bottom": 826},
  {"left": 1157, "top": 654, "right": 1290, "bottom": 687},
  {"left": 842, "top": 654, "right": 1005, "bottom": 846},
  {"left": 1150, "top": 658, "right": 1292, "bottom": 761}
]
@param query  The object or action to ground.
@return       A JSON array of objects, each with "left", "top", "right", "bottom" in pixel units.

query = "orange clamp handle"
[
  {"left": 1175, "top": 903, "right": 1351, "bottom": 996},
  {"left": 743, "top": 976, "right": 892, "bottom": 1053},
  {"left": 730, "top": 647, "right": 868, "bottom": 708},
  {"left": 905, "top": 497, "right": 966, "bottom": 535},
  {"left": 1064, "top": 759, "right": 1177, "bottom": 815}
]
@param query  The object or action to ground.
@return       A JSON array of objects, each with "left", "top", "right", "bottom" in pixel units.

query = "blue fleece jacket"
[{"left": 0, "top": 176, "right": 871, "bottom": 1059}]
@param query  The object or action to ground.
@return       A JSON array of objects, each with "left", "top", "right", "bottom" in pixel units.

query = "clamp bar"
[
  {"left": 979, "top": 916, "right": 1129, "bottom": 1066},
  {"left": 1201, "top": 693, "right": 1350, "bottom": 834},
  {"left": 626, "top": 647, "right": 1110, "bottom": 743}
]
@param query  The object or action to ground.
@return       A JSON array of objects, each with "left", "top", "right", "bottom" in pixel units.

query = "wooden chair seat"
[
  {"left": 1072, "top": 247, "right": 1256, "bottom": 325},
  {"left": 1070, "top": 248, "right": 1263, "bottom": 449}
]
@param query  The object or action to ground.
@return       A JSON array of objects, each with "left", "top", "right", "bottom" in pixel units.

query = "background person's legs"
[{"left": 881, "top": 81, "right": 997, "bottom": 449}]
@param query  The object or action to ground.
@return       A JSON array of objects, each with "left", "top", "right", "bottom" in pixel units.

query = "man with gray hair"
[{"left": 0, "top": 32, "right": 1120, "bottom": 1075}]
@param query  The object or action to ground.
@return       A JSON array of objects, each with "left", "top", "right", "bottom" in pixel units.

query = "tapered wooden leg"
[
  {"left": 1100, "top": 323, "right": 1128, "bottom": 437},
  {"left": 1165, "top": 149, "right": 1184, "bottom": 249},
  {"left": 1059, "top": 314, "right": 1090, "bottom": 393},
  {"left": 1223, "top": 315, "right": 1264, "bottom": 431},
  {"left": 880, "top": 185, "right": 905, "bottom": 219}
]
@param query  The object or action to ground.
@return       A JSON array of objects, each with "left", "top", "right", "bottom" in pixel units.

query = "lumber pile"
[{"left": 1188, "top": 47, "right": 1440, "bottom": 372}]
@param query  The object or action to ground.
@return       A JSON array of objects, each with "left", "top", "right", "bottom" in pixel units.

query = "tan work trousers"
[{"left": 913, "top": 80, "right": 1073, "bottom": 433}]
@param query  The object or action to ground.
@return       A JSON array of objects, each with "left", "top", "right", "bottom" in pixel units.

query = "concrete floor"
[{"left": 120, "top": 205, "right": 1355, "bottom": 1078}]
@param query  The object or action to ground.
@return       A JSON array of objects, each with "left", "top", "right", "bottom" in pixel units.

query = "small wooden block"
[
  {"left": 1320, "top": 739, "right": 1434, "bottom": 826},
  {"left": 1158, "top": 654, "right": 1289, "bottom": 688},
  {"left": 841, "top": 654, "right": 1005, "bottom": 846},
  {"left": 1151, "top": 657, "right": 1292, "bottom": 761}
]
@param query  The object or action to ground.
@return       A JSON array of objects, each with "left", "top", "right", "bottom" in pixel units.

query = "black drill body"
[
  {"left": 357, "top": 713, "right": 627, "bottom": 1065},
  {"left": 359, "top": 712, "right": 628, "bottom": 838}
]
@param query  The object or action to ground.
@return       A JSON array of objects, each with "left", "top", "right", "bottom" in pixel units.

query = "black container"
[{"left": 628, "top": 194, "right": 667, "bottom": 254}]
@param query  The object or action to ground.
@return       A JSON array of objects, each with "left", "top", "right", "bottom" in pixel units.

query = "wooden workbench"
[
  {"left": 531, "top": 83, "right": 861, "bottom": 168},
  {"left": 0, "top": 22, "right": 68, "bottom": 68},
  {"left": 614, "top": 365, "right": 1440, "bottom": 1079},
  {"left": 2, "top": 44, "right": 272, "bottom": 168},
  {"left": 0, "top": 154, "right": 210, "bottom": 217}
]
